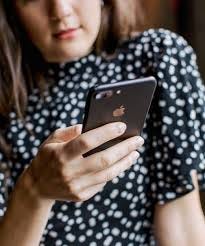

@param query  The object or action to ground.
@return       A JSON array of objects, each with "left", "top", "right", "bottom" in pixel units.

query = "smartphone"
[{"left": 82, "top": 76, "right": 157, "bottom": 157}]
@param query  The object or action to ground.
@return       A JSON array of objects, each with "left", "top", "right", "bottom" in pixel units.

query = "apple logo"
[{"left": 113, "top": 105, "right": 125, "bottom": 117}]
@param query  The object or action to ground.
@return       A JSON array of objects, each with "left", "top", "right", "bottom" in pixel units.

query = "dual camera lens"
[{"left": 95, "top": 90, "right": 121, "bottom": 100}]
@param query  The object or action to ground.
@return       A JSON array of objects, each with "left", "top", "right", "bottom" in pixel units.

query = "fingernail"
[
  {"left": 135, "top": 136, "right": 144, "bottom": 146},
  {"left": 132, "top": 152, "right": 139, "bottom": 162},
  {"left": 116, "top": 123, "right": 127, "bottom": 134},
  {"left": 76, "top": 124, "right": 82, "bottom": 133}
]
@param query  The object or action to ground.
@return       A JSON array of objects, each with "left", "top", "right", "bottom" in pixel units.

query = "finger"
[
  {"left": 76, "top": 136, "right": 144, "bottom": 175},
  {"left": 71, "top": 151, "right": 139, "bottom": 191},
  {"left": 63, "top": 122, "right": 127, "bottom": 157},
  {"left": 44, "top": 124, "right": 82, "bottom": 145},
  {"left": 75, "top": 182, "right": 107, "bottom": 202}
]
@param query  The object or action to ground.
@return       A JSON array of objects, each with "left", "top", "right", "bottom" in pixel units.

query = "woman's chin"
[
  {"left": 45, "top": 55, "right": 79, "bottom": 63},
  {"left": 44, "top": 46, "right": 92, "bottom": 63}
]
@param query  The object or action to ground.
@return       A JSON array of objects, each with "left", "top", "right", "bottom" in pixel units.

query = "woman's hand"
[{"left": 25, "top": 122, "right": 144, "bottom": 203}]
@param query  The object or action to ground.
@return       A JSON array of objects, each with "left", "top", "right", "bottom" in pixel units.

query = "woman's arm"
[
  {"left": 154, "top": 171, "right": 205, "bottom": 246},
  {"left": 0, "top": 123, "right": 144, "bottom": 246},
  {"left": 0, "top": 169, "right": 54, "bottom": 246}
]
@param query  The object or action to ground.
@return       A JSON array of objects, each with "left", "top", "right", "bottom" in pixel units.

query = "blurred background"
[
  {"left": 143, "top": 0, "right": 205, "bottom": 79},
  {"left": 142, "top": 0, "right": 205, "bottom": 213}
]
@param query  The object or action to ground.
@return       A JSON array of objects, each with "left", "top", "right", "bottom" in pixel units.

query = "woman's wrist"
[
  {"left": 0, "top": 168, "right": 55, "bottom": 246},
  {"left": 15, "top": 167, "right": 55, "bottom": 210}
]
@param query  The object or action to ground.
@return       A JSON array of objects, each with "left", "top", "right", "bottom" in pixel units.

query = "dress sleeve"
[
  {"left": 0, "top": 151, "right": 10, "bottom": 218},
  {"left": 148, "top": 29, "right": 205, "bottom": 204}
]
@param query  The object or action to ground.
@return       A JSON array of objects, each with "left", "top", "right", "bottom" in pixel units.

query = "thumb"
[{"left": 45, "top": 124, "right": 82, "bottom": 144}]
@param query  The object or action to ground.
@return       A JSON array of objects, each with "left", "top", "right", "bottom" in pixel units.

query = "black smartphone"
[{"left": 82, "top": 76, "right": 157, "bottom": 157}]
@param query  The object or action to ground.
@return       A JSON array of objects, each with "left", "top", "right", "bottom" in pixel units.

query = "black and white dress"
[{"left": 0, "top": 29, "right": 205, "bottom": 246}]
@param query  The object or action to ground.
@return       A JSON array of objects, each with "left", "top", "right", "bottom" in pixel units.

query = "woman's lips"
[{"left": 53, "top": 28, "right": 80, "bottom": 40}]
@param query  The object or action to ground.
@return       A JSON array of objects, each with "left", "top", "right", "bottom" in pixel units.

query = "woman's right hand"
[{"left": 24, "top": 122, "right": 144, "bottom": 203}]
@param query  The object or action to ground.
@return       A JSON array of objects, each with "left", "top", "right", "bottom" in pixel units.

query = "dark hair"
[{"left": 0, "top": 0, "right": 144, "bottom": 158}]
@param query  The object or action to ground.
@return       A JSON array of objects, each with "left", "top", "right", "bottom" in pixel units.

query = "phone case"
[{"left": 82, "top": 76, "right": 157, "bottom": 157}]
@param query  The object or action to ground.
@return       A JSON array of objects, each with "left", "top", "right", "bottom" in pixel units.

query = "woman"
[{"left": 0, "top": 0, "right": 205, "bottom": 245}]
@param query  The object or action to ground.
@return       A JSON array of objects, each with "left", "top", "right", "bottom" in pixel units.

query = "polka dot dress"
[{"left": 1, "top": 29, "right": 205, "bottom": 245}]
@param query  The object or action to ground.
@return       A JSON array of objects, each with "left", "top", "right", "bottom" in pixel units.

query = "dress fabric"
[{"left": 0, "top": 29, "right": 205, "bottom": 246}]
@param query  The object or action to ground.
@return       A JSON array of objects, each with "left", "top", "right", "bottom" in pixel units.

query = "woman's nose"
[{"left": 49, "top": 0, "right": 73, "bottom": 21}]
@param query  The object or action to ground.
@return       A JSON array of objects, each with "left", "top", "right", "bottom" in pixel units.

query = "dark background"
[{"left": 143, "top": 0, "right": 205, "bottom": 79}]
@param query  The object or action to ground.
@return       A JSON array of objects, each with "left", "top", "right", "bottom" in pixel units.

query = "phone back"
[{"left": 82, "top": 77, "right": 157, "bottom": 157}]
